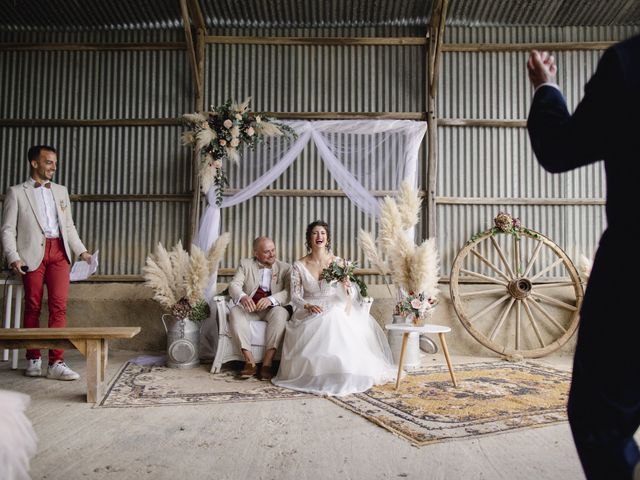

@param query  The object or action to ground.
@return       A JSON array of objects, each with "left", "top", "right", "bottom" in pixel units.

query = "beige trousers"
[{"left": 229, "top": 305, "right": 289, "bottom": 353}]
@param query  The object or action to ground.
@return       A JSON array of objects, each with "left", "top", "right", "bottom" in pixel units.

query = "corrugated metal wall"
[
  {"left": 2, "top": 24, "right": 639, "bottom": 281},
  {"left": 0, "top": 30, "right": 194, "bottom": 276},
  {"left": 205, "top": 27, "right": 426, "bottom": 282},
  {"left": 437, "top": 25, "right": 639, "bottom": 278}
]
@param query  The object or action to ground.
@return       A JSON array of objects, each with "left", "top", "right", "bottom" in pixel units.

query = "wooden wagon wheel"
[{"left": 449, "top": 227, "right": 584, "bottom": 358}]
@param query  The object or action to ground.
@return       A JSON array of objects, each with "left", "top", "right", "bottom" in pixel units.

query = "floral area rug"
[
  {"left": 328, "top": 361, "right": 571, "bottom": 446},
  {"left": 98, "top": 361, "right": 311, "bottom": 407}
]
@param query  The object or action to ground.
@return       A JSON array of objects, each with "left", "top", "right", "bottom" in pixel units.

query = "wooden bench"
[{"left": 0, "top": 327, "right": 141, "bottom": 403}]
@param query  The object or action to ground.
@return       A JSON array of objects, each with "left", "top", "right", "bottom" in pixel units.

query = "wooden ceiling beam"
[
  {"left": 179, "top": 0, "right": 202, "bottom": 99},
  {"left": 187, "top": 0, "right": 207, "bottom": 32},
  {"left": 425, "top": 0, "right": 449, "bottom": 239}
]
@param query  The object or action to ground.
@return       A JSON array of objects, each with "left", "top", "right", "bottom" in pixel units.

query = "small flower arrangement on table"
[
  {"left": 394, "top": 291, "right": 437, "bottom": 322},
  {"left": 321, "top": 259, "right": 368, "bottom": 298},
  {"left": 181, "top": 98, "right": 297, "bottom": 206}
]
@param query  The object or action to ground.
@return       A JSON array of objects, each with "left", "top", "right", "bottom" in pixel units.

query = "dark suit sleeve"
[{"left": 527, "top": 46, "right": 623, "bottom": 173}]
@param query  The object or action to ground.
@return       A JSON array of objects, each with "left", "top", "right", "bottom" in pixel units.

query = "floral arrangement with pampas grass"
[
  {"left": 182, "top": 98, "right": 297, "bottom": 206},
  {"left": 358, "top": 180, "right": 440, "bottom": 324},
  {"left": 143, "top": 233, "right": 231, "bottom": 323}
]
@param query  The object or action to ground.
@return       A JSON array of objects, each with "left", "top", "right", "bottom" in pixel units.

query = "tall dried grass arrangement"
[
  {"left": 143, "top": 234, "right": 231, "bottom": 322},
  {"left": 358, "top": 179, "right": 440, "bottom": 301}
]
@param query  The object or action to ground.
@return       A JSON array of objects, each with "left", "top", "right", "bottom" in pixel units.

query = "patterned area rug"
[
  {"left": 328, "top": 361, "right": 571, "bottom": 446},
  {"left": 98, "top": 362, "right": 311, "bottom": 407}
]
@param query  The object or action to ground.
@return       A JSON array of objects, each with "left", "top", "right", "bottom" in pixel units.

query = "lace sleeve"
[{"left": 290, "top": 263, "right": 306, "bottom": 311}]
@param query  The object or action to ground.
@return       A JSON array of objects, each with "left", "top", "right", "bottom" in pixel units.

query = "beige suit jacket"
[
  {"left": 1, "top": 181, "right": 87, "bottom": 269},
  {"left": 228, "top": 258, "right": 291, "bottom": 306}
]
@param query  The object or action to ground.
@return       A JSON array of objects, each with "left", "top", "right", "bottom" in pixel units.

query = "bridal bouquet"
[
  {"left": 181, "top": 98, "right": 297, "bottom": 206},
  {"left": 321, "top": 259, "right": 368, "bottom": 298}
]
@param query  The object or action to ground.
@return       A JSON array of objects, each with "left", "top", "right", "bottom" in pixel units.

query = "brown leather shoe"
[
  {"left": 259, "top": 364, "right": 274, "bottom": 381},
  {"left": 238, "top": 362, "right": 257, "bottom": 379}
]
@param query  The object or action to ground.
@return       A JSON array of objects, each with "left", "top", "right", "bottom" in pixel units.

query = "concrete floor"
[{"left": 0, "top": 349, "right": 606, "bottom": 480}]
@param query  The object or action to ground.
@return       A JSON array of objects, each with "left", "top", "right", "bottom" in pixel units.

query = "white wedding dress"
[{"left": 272, "top": 260, "right": 397, "bottom": 396}]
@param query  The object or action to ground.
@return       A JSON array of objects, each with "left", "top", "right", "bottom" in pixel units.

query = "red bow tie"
[{"left": 34, "top": 182, "right": 51, "bottom": 189}]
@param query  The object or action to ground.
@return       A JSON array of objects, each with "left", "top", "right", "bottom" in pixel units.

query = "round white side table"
[{"left": 384, "top": 323, "right": 458, "bottom": 390}]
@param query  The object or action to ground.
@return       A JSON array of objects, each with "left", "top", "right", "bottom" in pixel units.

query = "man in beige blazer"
[
  {"left": 1, "top": 145, "right": 92, "bottom": 381},
  {"left": 228, "top": 236, "right": 291, "bottom": 380}
]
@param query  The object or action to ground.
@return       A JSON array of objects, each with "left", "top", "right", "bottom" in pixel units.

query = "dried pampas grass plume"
[
  {"left": 195, "top": 128, "right": 216, "bottom": 152},
  {"left": 378, "top": 197, "right": 404, "bottom": 253},
  {"left": 199, "top": 158, "right": 216, "bottom": 194},
  {"left": 578, "top": 253, "right": 592, "bottom": 282},
  {"left": 181, "top": 131, "right": 195, "bottom": 146},
  {"left": 186, "top": 246, "right": 209, "bottom": 305},
  {"left": 225, "top": 147, "right": 240, "bottom": 164},
  {"left": 410, "top": 238, "right": 440, "bottom": 298},
  {"left": 397, "top": 180, "right": 421, "bottom": 230},
  {"left": 235, "top": 96, "right": 251, "bottom": 113},
  {"left": 358, "top": 230, "right": 388, "bottom": 276},
  {"left": 182, "top": 112, "right": 207, "bottom": 124},
  {"left": 169, "top": 241, "right": 190, "bottom": 301},
  {"left": 255, "top": 121, "right": 284, "bottom": 137},
  {"left": 143, "top": 244, "right": 177, "bottom": 310},
  {"left": 207, "top": 232, "right": 231, "bottom": 274},
  {"left": 358, "top": 229, "right": 393, "bottom": 296}
]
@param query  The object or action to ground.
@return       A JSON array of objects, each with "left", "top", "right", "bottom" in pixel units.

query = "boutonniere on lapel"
[{"left": 59, "top": 200, "right": 67, "bottom": 212}]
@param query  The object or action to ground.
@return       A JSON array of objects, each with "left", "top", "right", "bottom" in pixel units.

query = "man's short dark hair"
[{"left": 27, "top": 145, "right": 57, "bottom": 162}]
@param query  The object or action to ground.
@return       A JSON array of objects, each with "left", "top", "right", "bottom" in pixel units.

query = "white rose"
[
  {"left": 230, "top": 138, "right": 240, "bottom": 147},
  {"left": 246, "top": 127, "right": 255, "bottom": 136},
  {"left": 235, "top": 113, "right": 242, "bottom": 120},
  {"left": 230, "top": 126, "right": 240, "bottom": 138},
  {"left": 219, "top": 139, "right": 227, "bottom": 146},
  {"left": 213, "top": 159, "right": 222, "bottom": 168},
  {"left": 256, "top": 115, "right": 262, "bottom": 124},
  {"left": 223, "top": 119, "right": 233, "bottom": 129}
]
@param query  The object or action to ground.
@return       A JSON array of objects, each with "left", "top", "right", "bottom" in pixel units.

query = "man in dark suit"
[{"left": 527, "top": 35, "right": 640, "bottom": 479}]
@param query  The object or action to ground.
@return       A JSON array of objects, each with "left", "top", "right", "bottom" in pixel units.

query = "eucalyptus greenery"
[{"left": 321, "top": 259, "right": 368, "bottom": 298}]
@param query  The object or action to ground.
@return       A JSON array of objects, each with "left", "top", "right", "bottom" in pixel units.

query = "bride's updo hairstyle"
[{"left": 305, "top": 220, "right": 331, "bottom": 252}]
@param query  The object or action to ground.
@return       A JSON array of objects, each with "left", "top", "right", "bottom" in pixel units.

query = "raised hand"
[{"left": 527, "top": 50, "right": 558, "bottom": 89}]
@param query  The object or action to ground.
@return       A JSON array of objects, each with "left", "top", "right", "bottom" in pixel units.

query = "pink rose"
[
  {"left": 246, "top": 127, "right": 255, "bottom": 136},
  {"left": 411, "top": 298, "right": 422, "bottom": 309},
  {"left": 219, "top": 139, "right": 227, "bottom": 146},
  {"left": 223, "top": 119, "right": 233, "bottom": 129}
]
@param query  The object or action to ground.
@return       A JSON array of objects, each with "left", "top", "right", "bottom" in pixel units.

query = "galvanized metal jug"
[{"left": 162, "top": 314, "right": 200, "bottom": 369}]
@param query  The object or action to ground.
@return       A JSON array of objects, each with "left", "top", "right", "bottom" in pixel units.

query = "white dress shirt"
[{"left": 29, "top": 178, "right": 60, "bottom": 238}]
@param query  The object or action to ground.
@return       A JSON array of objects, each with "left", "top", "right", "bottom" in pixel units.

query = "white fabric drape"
[{"left": 196, "top": 119, "right": 427, "bottom": 301}]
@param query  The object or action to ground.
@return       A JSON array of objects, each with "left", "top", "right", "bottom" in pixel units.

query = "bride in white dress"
[{"left": 272, "top": 220, "right": 397, "bottom": 396}]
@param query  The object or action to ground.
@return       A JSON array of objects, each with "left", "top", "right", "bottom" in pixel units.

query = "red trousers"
[{"left": 22, "top": 238, "right": 70, "bottom": 364}]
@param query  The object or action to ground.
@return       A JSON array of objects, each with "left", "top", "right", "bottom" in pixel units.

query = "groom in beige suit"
[
  {"left": 228, "top": 236, "right": 291, "bottom": 380},
  {"left": 1, "top": 145, "right": 92, "bottom": 381}
]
